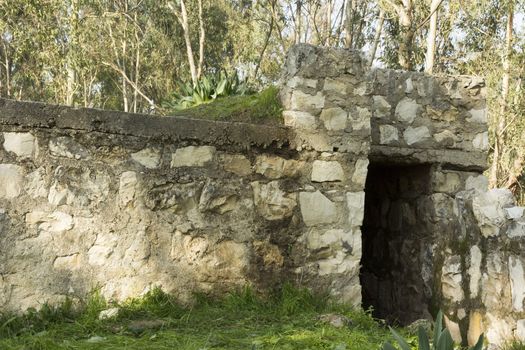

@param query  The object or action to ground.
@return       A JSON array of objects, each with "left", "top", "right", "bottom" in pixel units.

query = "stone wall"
[{"left": 0, "top": 44, "right": 524, "bottom": 348}]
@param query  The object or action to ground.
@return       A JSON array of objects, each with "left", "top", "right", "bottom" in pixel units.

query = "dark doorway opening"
[{"left": 360, "top": 162, "right": 433, "bottom": 325}]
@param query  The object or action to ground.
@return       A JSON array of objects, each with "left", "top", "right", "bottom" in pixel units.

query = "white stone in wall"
[
  {"left": 485, "top": 313, "right": 513, "bottom": 346},
  {"left": 221, "top": 154, "right": 252, "bottom": 176},
  {"left": 171, "top": 146, "right": 215, "bottom": 167},
  {"left": 505, "top": 207, "right": 524, "bottom": 220},
  {"left": 320, "top": 107, "right": 347, "bottom": 130},
  {"left": 283, "top": 110, "right": 317, "bottom": 129},
  {"left": 472, "top": 132, "right": 489, "bottom": 151},
  {"left": 0, "top": 164, "right": 24, "bottom": 199},
  {"left": 255, "top": 155, "right": 304, "bottom": 179},
  {"left": 509, "top": 256, "right": 525, "bottom": 311},
  {"left": 251, "top": 181, "right": 297, "bottom": 221},
  {"left": 516, "top": 320, "right": 525, "bottom": 341},
  {"left": 88, "top": 233, "right": 118, "bottom": 266},
  {"left": 49, "top": 137, "right": 89, "bottom": 159},
  {"left": 311, "top": 160, "right": 344, "bottom": 182},
  {"left": 25, "top": 168, "right": 48, "bottom": 198},
  {"left": 467, "top": 108, "right": 488, "bottom": 124},
  {"left": 472, "top": 188, "right": 515, "bottom": 237},
  {"left": 131, "top": 148, "right": 160, "bottom": 169},
  {"left": 3, "top": 132, "right": 36, "bottom": 158},
  {"left": 290, "top": 90, "right": 325, "bottom": 111},
  {"left": 441, "top": 255, "right": 464, "bottom": 303},
  {"left": 119, "top": 171, "right": 137, "bottom": 207},
  {"left": 433, "top": 172, "right": 461, "bottom": 193},
  {"left": 351, "top": 159, "right": 369, "bottom": 187},
  {"left": 469, "top": 245, "right": 482, "bottom": 298},
  {"left": 403, "top": 126, "right": 431, "bottom": 145},
  {"left": 286, "top": 76, "right": 317, "bottom": 89},
  {"left": 433, "top": 130, "right": 457, "bottom": 146},
  {"left": 346, "top": 191, "right": 365, "bottom": 227},
  {"left": 48, "top": 182, "right": 69, "bottom": 206},
  {"left": 323, "top": 78, "right": 347, "bottom": 93},
  {"left": 54, "top": 254, "right": 81, "bottom": 270},
  {"left": 26, "top": 211, "right": 74, "bottom": 233},
  {"left": 379, "top": 125, "right": 399, "bottom": 145},
  {"left": 395, "top": 97, "right": 420, "bottom": 123},
  {"left": 507, "top": 221, "right": 525, "bottom": 238},
  {"left": 372, "top": 96, "right": 391, "bottom": 118},
  {"left": 299, "top": 191, "right": 338, "bottom": 226},
  {"left": 465, "top": 175, "right": 489, "bottom": 192},
  {"left": 305, "top": 229, "right": 346, "bottom": 250},
  {"left": 405, "top": 78, "right": 414, "bottom": 93},
  {"left": 350, "top": 107, "right": 371, "bottom": 130}
]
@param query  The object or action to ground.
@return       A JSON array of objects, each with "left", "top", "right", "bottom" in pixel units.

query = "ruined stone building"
[{"left": 0, "top": 44, "right": 524, "bottom": 346}]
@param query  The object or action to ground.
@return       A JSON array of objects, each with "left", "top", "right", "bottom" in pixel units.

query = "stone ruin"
[{"left": 0, "top": 44, "right": 524, "bottom": 346}]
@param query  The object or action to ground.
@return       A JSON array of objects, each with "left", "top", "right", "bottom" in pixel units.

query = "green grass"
[
  {"left": 166, "top": 86, "right": 283, "bottom": 125},
  {"left": 0, "top": 285, "right": 394, "bottom": 350}
]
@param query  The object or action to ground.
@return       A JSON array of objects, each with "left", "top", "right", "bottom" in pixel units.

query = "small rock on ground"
[{"left": 317, "top": 313, "right": 353, "bottom": 328}]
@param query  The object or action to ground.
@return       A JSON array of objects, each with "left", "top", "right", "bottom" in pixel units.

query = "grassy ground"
[
  {"left": 0, "top": 285, "right": 394, "bottom": 350},
  {"left": 166, "top": 86, "right": 283, "bottom": 125}
]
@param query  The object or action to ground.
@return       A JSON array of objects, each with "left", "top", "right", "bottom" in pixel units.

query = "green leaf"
[
  {"left": 382, "top": 342, "right": 397, "bottom": 350},
  {"left": 389, "top": 326, "right": 411, "bottom": 350},
  {"left": 417, "top": 326, "right": 430, "bottom": 350},
  {"left": 433, "top": 310, "right": 443, "bottom": 347},
  {"left": 469, "top": 333, "right": 484, "bottom": 350},
  {"left": 436, "top": 329, "right": 454, "bottom": 350}
]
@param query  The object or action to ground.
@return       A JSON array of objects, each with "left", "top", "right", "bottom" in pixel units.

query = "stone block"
[
  {"left": 403, "top": 126, "right": 431, "bottom": 145},
  {"left": 26, "top": 211, "right": 74, "bottom": 233},
  {"left": 290, "top": 90, "right": 325, "bottom": 112},
  {"left": 468, "top": 311, "right": 483, "bottom": 346},
  {"left": 433, "top": 171, "right": 461, "bottom": 193},
  {"left": 444, "top": 315, "right": 462, "bottom": 344},
  {"left": 379, "top": 125, "right": 399, "bottom": 145},
  {"left": 323, "top": 78, "right": 347, "bottom": 93},
  {"left": 311, "top": 160, "right": 344, "bottom": 182},
  {"left": 320, "top": 107, "right": 347, "bottom": 130},
  {"left": 0, "top": 164, "right": 24, "bottom": 199},
  {"left": 372, "top": 96, "right": 391, "bottom": 118},
  {"left": 252, "top": 181, "right": 297, "bottom": 221},
  {"left": 395, "top": 97, "right": 420, "bottom": 123},
  {"left": 509, "top": 256, "right": 525, "bottom": 311},
  {"left": 3, "top": 132, "right": 36, "bottom": 158},
  {"left": 221, "top": 154, "right": 252, "bottom": 176},
  {"left": 350, "top": 107, "right": 371, "bottom": 131},
  {"left": 516, "top": 319, "right": 525, "bottom": 341},
  {"left": 505, "top": 206, "right": 524, "bottom": 220},
  {"left": 467, "top": 108, "right": 487, "bottom": 124},
  {"left": 433, "top": 130, "right": 457, "bottom": 146},
  {"left": 255, "top": 155, "right": 304, "bottom": 179},
  {"left": 49, "top": 136, "right": 89, "bottom": 159},
  {"left": 469, "top": 245, "right": 482, "bottom": 298},
  {"left": 472, "top": 132, "right": 489, "bottom": 150},
  {"left": 171, "top": 146, "right": 215, "bottom": 167},
  {"left": 472, "top": 188, "right": 515, "bottom": 237},
  {"left": 131, "top": 148, "right": 161, "bottom": 169},
  {"left": 283, "top": 110, "right": 317, "bottom": 129},
  {"left": 119, "top": 171, "right": 137, "bottom": 207},
  {"left": 286, "top": 76, "right": 317, "bottom": 89},
  {"left": 299, "top": 191, "right": 338, "bottom": 226},
  {"left": 351, "top": 159, "right": 369, "bottom": 187},
  {"left": 441, "top": 255, "right": 464, "bottom": 303},
  {"left": 347, "top": 191, "right": 365, "bottom": 227},
  {"left": 465, "top": 175, "right": 488, "bottom": 192}
]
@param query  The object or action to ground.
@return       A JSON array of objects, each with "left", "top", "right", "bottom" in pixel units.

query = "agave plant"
[
  {"left": 162, "top": 71, "right": 250, "bottom": 111},
  {"left": 383, "top": 311, "right": 484, "bottom": 350}
]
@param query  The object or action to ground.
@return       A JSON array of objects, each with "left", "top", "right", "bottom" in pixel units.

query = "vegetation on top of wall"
[{"left": 163, "top": 86, "right": 283, "bottom": 125}]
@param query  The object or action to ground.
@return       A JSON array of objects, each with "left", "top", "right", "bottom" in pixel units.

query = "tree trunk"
[
  {"left": 489, "top": 1, "right": 514, "bottom": 188},
  {"left": 178, "top": 0, "right": 198, "bottom": 86},
  {"left": 345, "top": 0, "right": 356, "bottom": 48},
  {"left": 296, "top": 0, "right": 302, "bottom": 44},
  {"left": 66, "top": 0, "right": 79, "bottom": 106},
  {"left": 397, "top": 0, "right": 414, "bottom": 70},
  {"left": 369, "top": 9, "right": 385, "bottom": 67},
  {"left": 424, "top": 0, "right": 441, "bottom": 74},
  {"left": 196, "top": 0, "right": 205, "bottom": 80}
]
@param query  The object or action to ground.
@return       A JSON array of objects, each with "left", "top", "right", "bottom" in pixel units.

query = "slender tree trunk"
[
  {"left": 424, "top": 0, "right": 441, "bottom": 74},
  {"left": 66, "top": 0, "right": 79, "bottom": 106},
  {"left": 133, "top": 12, "right": 140, "bottom": 113},
  {"left": 296, "top": 0, "right": 302, "bottom": 44},
  {"left": 345, "top": 0, "right": 356, "bottom": 48},
  {"left": 196, "top": 0, "right": 205, "bottom": 79},
  {"left": 177, "top": 0, "right": 198, "bottom": 86},
  {"left": 369, "top": 9, "right": 385, "bottom": 66},
  {"left": 489, "top": 1, "right": 514, "bottom": 188},
  {"left": 326, "top": 0, "right": 332, "bottom": 45},
  {"left": 254, "top": 15, "right": 274, "bottom": 80},
  {"left": 397, "top": 0, "right": 414, "bottom": 70}
]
